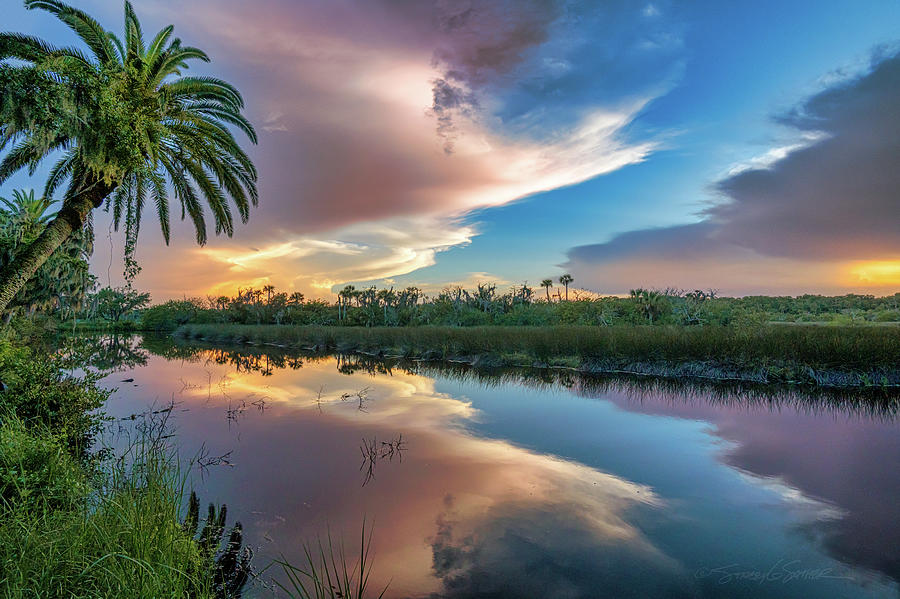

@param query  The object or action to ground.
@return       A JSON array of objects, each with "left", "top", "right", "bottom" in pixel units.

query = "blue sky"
[
  {"left": 390, "top": 0, "right": 900, "bottom": 292},
  {"left": 3, "top": 1, "right": 899, "bottom": 298}
]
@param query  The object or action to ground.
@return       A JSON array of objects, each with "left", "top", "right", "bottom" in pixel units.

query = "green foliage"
[
  {"left": 874, "top": 309, "right": 900, "bottom": 322},
  {"left": 138, "top": 283, "right": 900, "bottom": 331},
  {"left": 0, "top": 189, "right": 94, "bottom": 316},
  {"left": 0, "top": 444, "right": 217, "bottom": 599},
  {"left": 92, "top": 286, "right": 150, "bottom": 323},
  {"left": 0, "top": 339, "right": 107, "bottom": 453},
  {"left": 141, "top": 298, "right": 208, "bottom": 331},
  {"left": 0, "top": 419, "right": 86, "bottom": 511},
  {"left": 0, "top": 333, "right": 252, "bottom": 598}
]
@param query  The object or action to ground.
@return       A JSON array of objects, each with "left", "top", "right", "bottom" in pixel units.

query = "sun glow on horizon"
[{"left": 846, "top": 260, "right": 900, "bottom": 286}]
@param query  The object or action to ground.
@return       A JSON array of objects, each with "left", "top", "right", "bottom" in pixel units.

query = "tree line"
[{"left": 101, "top": 283, "right": 900, "bottom": 330}]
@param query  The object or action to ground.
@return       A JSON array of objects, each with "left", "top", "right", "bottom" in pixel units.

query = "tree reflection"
[
  {"left": 61, "top": 333, "right": 148, "bottom": 373},
  {"left": 66, "top": 333, "right": 898, "bottom": 419}
]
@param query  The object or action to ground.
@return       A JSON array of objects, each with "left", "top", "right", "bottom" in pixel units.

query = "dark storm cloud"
[
  {"left": 567, "top": 222, "right": 723, "bottom": 263},
  {"left": 566, "top": 48, "right": 900, "bottom": 291},
  {"left": 710, "top": 49, "right": 900, "bottom": 260},
  {"left": 430, "top": 0, "right": 682, "bottom": 142},
  {"left": 429, "top": 0, "right": 563, "bottom": 150}
]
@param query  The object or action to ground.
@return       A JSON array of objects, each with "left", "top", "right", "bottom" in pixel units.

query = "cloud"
[
  {"left": 128, "top": 215, "right": 478, "bottom": 298},
  {"left": 565, "top": 49, "right": 900, "bottom": 295},
  {"left": 709, "top": 50, "right": 900, "bottom": 261},
  {"left": 77, "top": 0, "right": 685, "bottom": 299},
  {"left": 428, "top": 494, "right": 687, "bottom": 598}
]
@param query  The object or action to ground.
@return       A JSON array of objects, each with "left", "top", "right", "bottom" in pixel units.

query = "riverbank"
[
  {"left": 0, "top": 335, "right": 250, "bottom": 598},
  {"left": 174, "top": 323, "right": 900, "bottom": 388}
]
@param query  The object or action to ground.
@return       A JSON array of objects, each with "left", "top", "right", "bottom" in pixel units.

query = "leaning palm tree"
[
  {"left": 558, "top": 274, "right": 573, "bottom": 301},
  {"left": 540, "top": 278, "right": 553, "bottom": 302},
  {"left": 0, "top": 0, "right": 257, "bottom": 311},
  {"left": 0, "top": 188, "right": 93, "bottom": 315}
]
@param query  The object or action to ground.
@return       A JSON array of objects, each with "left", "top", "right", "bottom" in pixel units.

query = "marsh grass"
[
  {"left": 0, "top": 433, "right": 216, "bottom": 599},
  {"left": 0, "top": 335, "right": 249, "bottom": 598},
  {"left": 271, "top": 520, "right": 387, "bottom": 599},
  {"left": 175, "top": 323, "right": 900, "bottom": 387}
]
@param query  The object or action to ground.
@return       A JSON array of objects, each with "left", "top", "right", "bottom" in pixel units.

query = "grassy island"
[{"left": 174, "top": 323, "right": 900, "bottom": 388}]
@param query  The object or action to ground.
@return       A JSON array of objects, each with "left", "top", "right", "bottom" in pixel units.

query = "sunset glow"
[
  {"left": 3, "top": 0, "right": 898, "bottom": 298},
  {"left": 847, "top": 261, "right": 900, "bottom": 287}
]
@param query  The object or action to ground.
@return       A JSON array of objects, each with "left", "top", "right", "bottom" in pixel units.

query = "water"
[{"left": 77, "top": 335, "right": 899, "bottom": 598}]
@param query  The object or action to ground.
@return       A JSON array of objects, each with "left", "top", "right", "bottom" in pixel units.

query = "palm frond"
[
  {"left": 163, "top": 76, "right": 244, "bottom": 109},
  {"left": 24, "top": 0, "right": 117, "bottom": 64},
  {"left": 123, "top": 1, "right": 145, "bottom": 62},
  {"left": 45, "top": 149, "right": 77, "bottom": 197},
  {"left": 145, "top": 25, "right": 174, "bottom": 65},
  {"left": 0, "top": 139, "right": 42, "bottom": 184},
  {"left": 149, "top": 168, "right": 170, "bottom": 244},
  {"left": 0, "top": 32, "right": 89, "bottom": 64}
]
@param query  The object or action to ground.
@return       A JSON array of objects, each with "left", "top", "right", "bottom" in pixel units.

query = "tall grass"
[
  {"left": 0, "top": 334, "right": 244, "bottom": 598},
  {"left": 174, "top": 323, "right": 900, "bottom": 386},
  {"left": 272, "top": 521, "right": 387, "bottom": 599},
  {"left": 0, "top": 434, "right": 215, "bottom": 599}
]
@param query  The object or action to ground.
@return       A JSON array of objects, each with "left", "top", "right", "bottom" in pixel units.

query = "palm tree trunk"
[{"left": 0, "top": 183, "right": 111, "bottom": 314}]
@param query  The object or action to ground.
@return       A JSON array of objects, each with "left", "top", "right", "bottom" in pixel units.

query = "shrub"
[
  {"left": 0, "top": 341, "right": 108, "bottom": 454},
  {"left": 0, "top": 420, "right": 86, "bottom": 512},
  {"left": 874, "top": 310, "right": 900, "bottom": 322}
]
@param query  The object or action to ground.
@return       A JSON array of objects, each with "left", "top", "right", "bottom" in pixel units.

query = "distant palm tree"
[
  {"left": 559, "top": 274, "right": 574, "bottom": 301},
  {"left": 0, "top": 0, "right": 257, "bottom": 311},
  {"left": 338, "top": 285, "right": 356, "bottom": 320},
  {"left": 540, "top": 279, "right": 553, "bottom": 302},
  {"left": 0, "top": 190, "right": 55, "bottom": 235},
  {"left": 0, "top": 189, "right": 93, "bottom": 315},
  {"left": 287, "top": 291, "right": 304, "bottom": 306},
  {"left": 630, "top": 288, "right": 668, "bottom": 323},
  {"left": 263, "top": 284, "right": 275, "bottom": 304}
]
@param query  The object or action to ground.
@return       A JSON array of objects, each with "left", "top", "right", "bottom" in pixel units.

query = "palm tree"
[
  {"left": 0, "top": 0, "right": 257, "bottom": 312},
  {"left": 0, "top": 190, "right": 55, "bottom": 235},
  {"left": 630, "top": 288, "right": 668, "bottom": 323},
  {"left": 287, "top": 291, "right": 304, "bottom": 307},
  {"left": 559, "top": 274, "right": 574, "bottom": 301},
  {"left": 540, "top": 278, "right": 553, "bottom": 302},
  {"left": 338, "top": 285, "right": 356, "bottom": 320},
  {"left": 0, "top": 188, "right": 93, "bottom": 315}
]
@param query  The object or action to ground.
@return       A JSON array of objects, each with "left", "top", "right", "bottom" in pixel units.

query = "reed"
[
  {"left": 271, "top": 520, "right": 387, "bottom": 599},
  {"left": 174, "top": 323, "right": 900, "bottom": 387}
]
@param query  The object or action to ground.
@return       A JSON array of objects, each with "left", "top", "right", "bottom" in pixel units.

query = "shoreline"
[{"left": 171, "top": 323, "right": 900, "bottom": 389}]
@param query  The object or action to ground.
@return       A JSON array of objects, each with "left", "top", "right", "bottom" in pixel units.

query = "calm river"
[{"left": 78, "top": 335, "right": 899, "bottom": 598}]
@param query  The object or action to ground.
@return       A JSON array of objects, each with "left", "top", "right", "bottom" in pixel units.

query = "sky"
[{"left": 3, "top": 0, "right": 900, "bottom": 299}]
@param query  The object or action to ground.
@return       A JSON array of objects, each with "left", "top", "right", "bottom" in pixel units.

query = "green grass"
[
  {"left": 0, "top": 334, "right": 233, "bottom": 598},
  {"left": 174, "top": 323, "right": 900, "bottom": 387},
  {"left": 0, "top": 438, "right": 215, "bottom": 599},
  {"left": 271, "top": 520, "right": 387, "bottom": 599}
]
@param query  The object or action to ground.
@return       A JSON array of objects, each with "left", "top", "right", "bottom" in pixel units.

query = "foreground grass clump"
[
  {"left": 0, "top": 336, "right": 249, "bottom": 598},
  {"left": 273, "top": 521, "right": 387, "bottom": 599},
  {"left": 174, "top": 323, "right": 900, "bottom": 387},
  {"left": 0, "top": 444, "right": 213, "bottom": 598}
]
